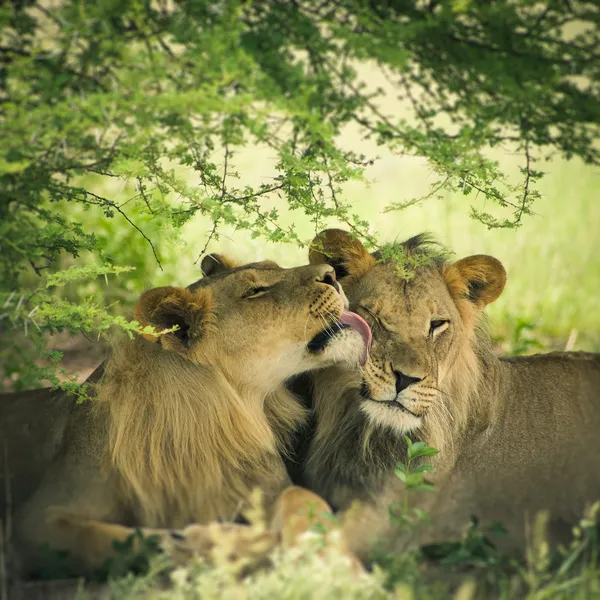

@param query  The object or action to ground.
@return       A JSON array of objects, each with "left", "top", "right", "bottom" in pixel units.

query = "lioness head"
[
  {"left": 309, "top": 229, "right": 506, "bottom": 439},
  {"left": 134, "top": 253, "right": 371, "bottom": 392}
]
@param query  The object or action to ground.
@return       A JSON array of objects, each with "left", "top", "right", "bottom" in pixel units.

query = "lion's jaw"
[
  {"left": 360, "top": 397, "right": 424, "bottom": 435},
  {"left": 248, "top": 329, "right": 369, "bottom": 394}
]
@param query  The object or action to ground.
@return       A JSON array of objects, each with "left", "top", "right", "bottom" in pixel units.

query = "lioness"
[
  {"left": 1, "top": 253, "right": 371, "bottom": 576},
  {"left": 299, "top": 229, "right": 600, "bottom": 560}
]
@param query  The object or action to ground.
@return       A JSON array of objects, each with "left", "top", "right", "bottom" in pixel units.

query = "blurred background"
[{"left": 1, "top": 2, "right": 599, "bottom": 390}]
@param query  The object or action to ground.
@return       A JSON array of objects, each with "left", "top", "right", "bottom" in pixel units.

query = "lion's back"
[
  {"left": 0, "top": 387, "right": 75, "bottom": 514},
  {"left": 432, "top": 351, "right": 600, "bottom": 551},
  {"left": 500, "top": 351, "right": 600, "bottom": 419}
]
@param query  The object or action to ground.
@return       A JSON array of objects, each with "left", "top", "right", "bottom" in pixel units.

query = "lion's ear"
[
  {"left": 200, "top": 253, "right": 238, "bottom": 277},
  {"left": 444, "top": 255, "right": 506, "bottom": 309},
  {"left": 308, "top": 229, "right": 375, "bottom": 279},
  {"left": 134, "top": 286, "right": 214, "bottom": 348}
]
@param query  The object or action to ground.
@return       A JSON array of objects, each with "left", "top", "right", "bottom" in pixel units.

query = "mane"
[
  {"left": 93, "top": 336, "right": 303, "bottom": 527},
  {"left": 306, "top": 366, "right": 406, "bottom": 503}
]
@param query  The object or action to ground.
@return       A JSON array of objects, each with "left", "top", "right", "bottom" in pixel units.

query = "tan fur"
[
  {"left": 200, "top": 252, "right": 240, "bottom": 276},
  {"left": 2, "top": 256, "right": 369, "bottom": 576},
  {"left": 309, "top": 228, "right": 377, "bottom": 281},
  {"left": 302, "top": 229, "right": 600, "bottom": 561}
]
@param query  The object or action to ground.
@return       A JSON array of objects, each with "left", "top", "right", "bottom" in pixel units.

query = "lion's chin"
[
  {"left": 318, "top": 327, "right": 365, "bottom": 368},
  {"left": 360, "top": 399, "right": 423, "bottom": 434},
  {"left": 306, "top": 327, "right": 367, "bottom": 368}
]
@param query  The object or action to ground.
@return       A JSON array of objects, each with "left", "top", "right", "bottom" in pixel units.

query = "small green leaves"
[
  {"left": 404, "top": 435, "right": 440, "bottom": 461},
  {"left": 393, "top": 436, "right": 440, "bottom": 525}
]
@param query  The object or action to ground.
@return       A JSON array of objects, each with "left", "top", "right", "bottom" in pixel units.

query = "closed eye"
[
  {"left": 359, "top": 305, "right": 391, "bottom": 333},
  {"left": 242, "top": 286, "right": 272, "bottom": 299},
  {"left": 429, "top": 319, "right": 450, "bottom": 337}
]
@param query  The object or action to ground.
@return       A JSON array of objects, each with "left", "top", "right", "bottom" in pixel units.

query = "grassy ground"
[{"left": 15, "top": 515, "right": 598, "bottom": 600}]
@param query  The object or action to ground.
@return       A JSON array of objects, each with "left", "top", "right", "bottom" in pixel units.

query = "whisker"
[
  {"left": 317, "top": 312, "right": 335, "bottom": 336},
  {"left": 427, "top": 384, "right": 457, "bottom": 403},
  {"left": 303, "top": 312, "right": 312, "bottom": 344}
]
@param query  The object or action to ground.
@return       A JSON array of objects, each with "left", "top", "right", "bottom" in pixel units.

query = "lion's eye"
[
  {"left": 359, "top": 305, "right": 390, "bottom": 332},
  {"left": 429, "top": 319, "right": 449, "bottom": 337},
  {"left": 242, "top": 286, "right": 271, "bottom": 299}
]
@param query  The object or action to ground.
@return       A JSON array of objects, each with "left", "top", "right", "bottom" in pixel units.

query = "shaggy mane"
[{"left": 93, "top": 336, "right": 305, "bottom": 527}]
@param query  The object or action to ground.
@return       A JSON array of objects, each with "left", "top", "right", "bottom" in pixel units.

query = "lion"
[
  {"left": 295, "top": 228, "right": 600, "bottom": 561},
  {"left": 1, "top": 253, "right": 372, "bottom": 577}
]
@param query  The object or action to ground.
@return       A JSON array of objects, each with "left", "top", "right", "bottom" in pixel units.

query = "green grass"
[{"left": 62, "top": 517, "right": 600, "bottom": 600}]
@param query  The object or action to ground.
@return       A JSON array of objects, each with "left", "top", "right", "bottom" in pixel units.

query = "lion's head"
[
  {"left": 135, "top": 253, "right": 372, "bottom": 393},
  {"left": 308, "top": 229, "right": 506, "bottom": 453},
  {"left": 97, "top": 252, "right": 371, "bottom": 526}
]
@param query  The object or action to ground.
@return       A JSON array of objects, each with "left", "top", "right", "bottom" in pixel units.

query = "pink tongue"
[{"left": 339, "top": 311, "right": 372, "bottom": 365}]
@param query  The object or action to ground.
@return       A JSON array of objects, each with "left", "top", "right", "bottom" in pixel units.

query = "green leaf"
[
  {"left": 395, "top": 463, "right": 407, "bottom": 475},
  {"left": 411, "top": 464, "right": 435, "bottom": 474},
  {"left": 413, "top": 508, "right": 432, "bottom": 525},
  {"left": 403, "top": 474, "right": 426, "bottom": 488},
  {"left": 408, "top": 446, "right": 440, "bottom": 460},
  {"left": 408, "top": 441, "right": 426, "bottom": 457},
  {"left": 409, "top": 482, "right": 436, "bottom": 493}
]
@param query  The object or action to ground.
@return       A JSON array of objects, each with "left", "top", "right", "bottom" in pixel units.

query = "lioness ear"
[
  {"left": 134, "top": 286, "right": 214, "bottom": 348},
  {"left": 200, "top": 253, "right": 238, "bottom": 277},
  {"left": 308, "top": 229, "right": 376, "bottom": 279},
  {"left": 444, "top": 255, "right": 506, "bottom": 309}
]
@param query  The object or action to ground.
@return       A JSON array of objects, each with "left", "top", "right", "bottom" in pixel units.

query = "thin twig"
[
  {"left": 516, "top": 139, "right": 532, "bottom": 224},
  {"left": 195, "top": 220, "right": 220, "bottom": 265},
  {"left": 322, "top": 155, "right": 379, "bottom": 249},
  {"left": 82, "top": 191, "right": 163, "bottom": 270},
  {"left": 137, "top": 177, "right": 156, "bottom": 215},
  {"left": 221, "top": 143, "right": 230, "bottom": 199},
  {"left": 28, "top": 259, "right": 43, "bottom": 277}
]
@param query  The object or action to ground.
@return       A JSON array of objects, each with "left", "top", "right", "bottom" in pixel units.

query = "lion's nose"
[
  {"left": 394, "top": 370, "right": 422, "bottom": 394},
  {"left": 316, "top": 268, "right": 340, "bottom": 294}
]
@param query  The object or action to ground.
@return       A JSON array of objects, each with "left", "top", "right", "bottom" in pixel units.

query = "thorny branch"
[{"left": 80, "top": 191, "right": 163, "bottom": 270}]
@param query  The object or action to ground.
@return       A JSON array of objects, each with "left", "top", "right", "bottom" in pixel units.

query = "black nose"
[
  {"left": 319, "top": 270, "right": 340, "bottom": 293},
  {"left": 394, "top": 370, "right": 422, "bottom": 394}
]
